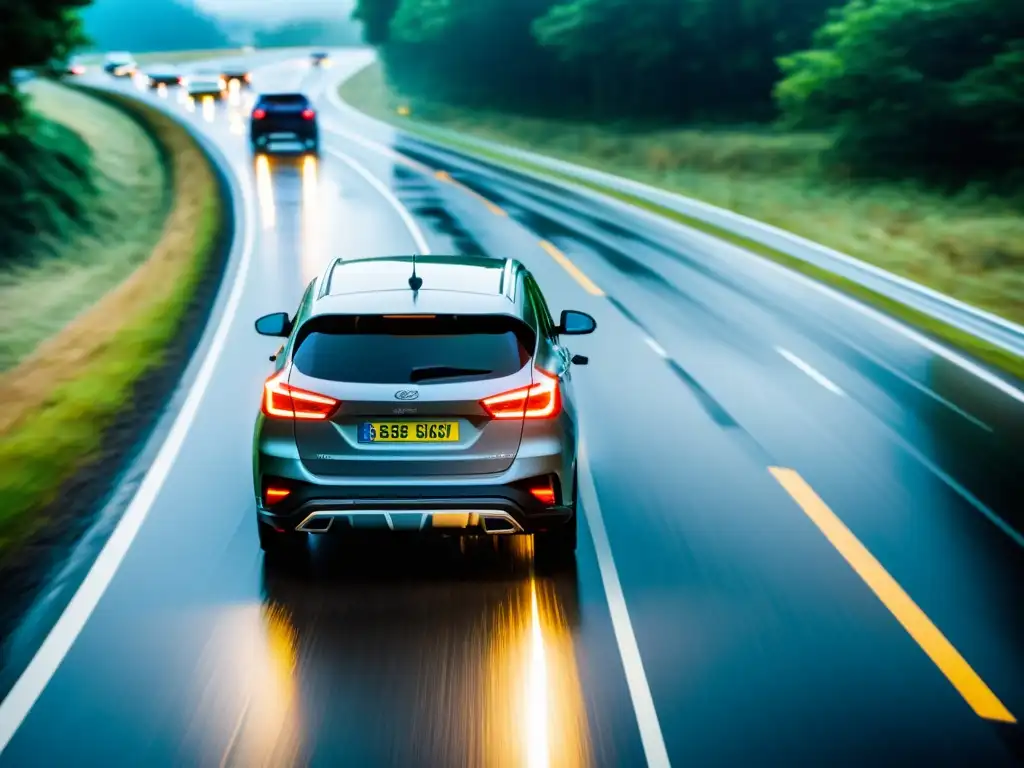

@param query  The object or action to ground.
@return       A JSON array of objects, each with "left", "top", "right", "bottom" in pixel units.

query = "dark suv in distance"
[{"left": 250, "top": 93, "right": 319, "bottom": 155}]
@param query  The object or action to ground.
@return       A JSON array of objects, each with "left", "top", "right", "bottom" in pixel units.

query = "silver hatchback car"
[{"left": 252, "top": 255, "right": 596, "bottom": 563}]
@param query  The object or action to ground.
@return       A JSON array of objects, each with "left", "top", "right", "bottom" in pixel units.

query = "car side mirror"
[
  {"left": 571, "top": 354, "right": 589, "bottom": 366},
  {"left": 557, "top": 310, "right": 596, "bottom": 335},
  {"left": 255, "top": 312, "right": 292, "bottom": 337}
]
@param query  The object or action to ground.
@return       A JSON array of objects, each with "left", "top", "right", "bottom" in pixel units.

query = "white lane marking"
[
  {"left": 578, "top": 440, "right": 671, "bottom": 767},
  {"left": 324, "top": 147, "right": 431, "bottom": 255},
  {"left": 0, "top": 152, "right": 259, "bottom": 751},
  {"left": 776, "top": 347, "right": 845, "bottom": 396},
  {"left": 644, "top": 337, "right": 667, "bottom": 359}
]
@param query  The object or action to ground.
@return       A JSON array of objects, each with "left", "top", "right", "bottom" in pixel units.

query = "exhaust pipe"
[
  {"left": 481, "top": 514, "right": 518, "bottom": 534},
  {"left": 298, "top": 515, "right": 333, "bottom": 533}
]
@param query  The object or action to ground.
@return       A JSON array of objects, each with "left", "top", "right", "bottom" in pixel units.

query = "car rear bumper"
[
  {"left": 251, "top": 127, "right": 318, "bottom": 140},
  {"left": 256, "top": 478, "right": 574, "bottom": 536}
]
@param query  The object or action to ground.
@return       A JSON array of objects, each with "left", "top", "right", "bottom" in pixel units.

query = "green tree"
[
  {"left": 0, "top": 0, "right": 90, "bottom": 131},
  {"left": 351, "top": 0, "right": 402, "bottom": 45},
  {"left": 534, "top": 0, "right": 840, "bottom": 120},
  {"left": 354, "top": 0, "right": 840, "bottom": 122},
  {"left": 777, "top": 0, "right": 1024, "bottom": 182}
]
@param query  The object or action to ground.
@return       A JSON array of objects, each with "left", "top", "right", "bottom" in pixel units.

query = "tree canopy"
[
  {"left": 354, "top": 0, "right": 1024, "bottom": 183},
  {"left": 777, "top": 0, "right": 1024, "bottom": 182},
  {"left": 0, "top": 0, "right": 90, "bottom": 130}
]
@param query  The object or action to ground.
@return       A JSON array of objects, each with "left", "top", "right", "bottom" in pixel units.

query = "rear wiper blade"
[{"left": 409, "top": 365, "right": 492, "bottom": 383}]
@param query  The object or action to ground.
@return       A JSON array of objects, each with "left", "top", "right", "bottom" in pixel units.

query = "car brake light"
[
  {"left": 252, "top": 108, "right": 266, "bottom": 119},
  {"left": 480, "top": 368, "right": 560, "bottom": 420},
  {"left": 264, "top": 487, "right": 291, "bottom": 505},
  {"left": 529, "top": 485, "right": 556, "bottom": 505},
  {"left": 262, "top": 369, "right": 339, "bottom": 420},
  {"left": 301, "top": 108, "right": 315, "bottom": 120}
]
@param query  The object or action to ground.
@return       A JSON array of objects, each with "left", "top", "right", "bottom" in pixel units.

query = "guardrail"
[{"left": 346, "top": 102, "right": 1024, "bottom": 360}]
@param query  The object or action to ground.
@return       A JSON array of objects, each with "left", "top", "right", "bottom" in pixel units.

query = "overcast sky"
[{"left": 195, "top": 0, "right": 356, "bottom": 22}]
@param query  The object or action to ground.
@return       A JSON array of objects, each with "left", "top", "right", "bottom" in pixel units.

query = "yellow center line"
[
  {"left": 538, "top": 240, "right": 604, "bottom": 297},
  {"left": 769, "top": 466, "right": 1015, "bottom": 724},
  {"left": 435, "top": 170, "right": 507, "bottom": 216}
]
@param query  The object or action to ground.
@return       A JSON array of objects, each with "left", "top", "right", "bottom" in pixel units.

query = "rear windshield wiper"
[{"left": 409, "top": 365, "right": 493, "bottom": 383}]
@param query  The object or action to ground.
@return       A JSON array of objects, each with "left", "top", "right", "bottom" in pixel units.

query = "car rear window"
[
  {"left": 292, "top": 315, "right": 534, "bottom": 384},
  {"left": 259, "top": 94, "right": 307, "bottom": 105}
]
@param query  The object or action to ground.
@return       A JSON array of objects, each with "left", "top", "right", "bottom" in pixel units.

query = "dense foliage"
[
  {"left": 354, "top": 0, "right": 841, "bottom": 120},
  {"left": 353, "top": 0, "right": 1024, "bottom": 183},
  {"left": 777, "top": 0, "right": 1024, "bottom": 183},
  {"left": 0, "top": 0, "right": 90, "bottom": 129},
  {"left": 0, "top": 0, "right": 96, "bottom": 265}
]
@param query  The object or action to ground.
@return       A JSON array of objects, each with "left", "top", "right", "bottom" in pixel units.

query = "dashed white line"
[
  {"left": 776, "top": 347, "right": 845, "bottom": 396},
  {"left": 0, "top": 143, "right": 259, "bottom": 752},
  {"left": 578, "top": 439, "right": 671, "bottom": 767},
  {"left": 644, "top": 337, "right": 667, "bottom": 358},
  {"left": 324, "top": 147, "right": 431, "bottom": 254}
]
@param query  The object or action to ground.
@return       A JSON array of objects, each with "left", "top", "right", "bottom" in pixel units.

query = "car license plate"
[{"left": 358, "top": 422, "right": 459, "bottom": 443}]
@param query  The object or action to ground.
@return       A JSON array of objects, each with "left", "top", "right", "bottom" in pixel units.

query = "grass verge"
[
  {"left": 0, "top": 84, "right": 224, "bottom": 559},
  {"left": 1, "top": 81, "right": 169, "bottom": 371},
  {"left": 340, "top": 63, "right": 1024, "bottom": 381}
]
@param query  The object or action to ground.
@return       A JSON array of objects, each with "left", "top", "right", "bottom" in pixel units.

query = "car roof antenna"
[{"left": 408, "top": 253, "right": 423, "bottom": 292}]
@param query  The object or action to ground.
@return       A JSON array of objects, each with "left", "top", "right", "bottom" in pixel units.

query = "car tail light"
[
  {"left": 301, "top": 108, "right": 315, "bottom": 120},
  {"left": 480, "top": 368, "right": 560, "bottom": 420},
  {"left": 263, "top": 369, "right": 339, "bottom": 420},
  {"left": 252, "top": 108, "right": 266, "bottom": 119},
  {"left": 71, "top": 65, "right": 85, "bottom": 75},
  {"left": 264, "top": 486, "right": 291, "bottom": 505},
  {"left": 529, "top": 483, "right": 556, "bottom": 505},
  {"left": 244, "top": 73, "right": 252, "bottom": 82}
]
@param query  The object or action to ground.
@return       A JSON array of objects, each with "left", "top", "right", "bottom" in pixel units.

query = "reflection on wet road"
[
  {"left": 254, "top": 154, "right": 275, "bottom": 229},
  {"left": 233, "top": 537, "right": 592, "bottom": 767}
]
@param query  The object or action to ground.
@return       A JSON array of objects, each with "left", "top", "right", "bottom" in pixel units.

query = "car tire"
[{"left": 258, "top": 519, "right": 308, "bottom": 563}]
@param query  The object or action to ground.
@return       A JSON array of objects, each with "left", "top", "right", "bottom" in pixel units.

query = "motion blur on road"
[{"left": 1, "top": 0, "right": 1024, "bottom": 766}]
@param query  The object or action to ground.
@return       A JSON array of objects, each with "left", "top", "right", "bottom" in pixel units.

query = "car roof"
[{"left": 312, "top": 255, "right": 529, "bottom": 318}]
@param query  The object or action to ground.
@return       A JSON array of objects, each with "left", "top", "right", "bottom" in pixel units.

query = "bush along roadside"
[
  {"left": 0, "top": 85, "right": 232, "bottom": 634},
  {"left": 338, "top": 66, "right": 1024, "bottom": 384}
]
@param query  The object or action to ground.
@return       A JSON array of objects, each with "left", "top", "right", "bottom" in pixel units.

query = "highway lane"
[{"left": 0, "top": 49, "right": 1022, "bottom": 766}]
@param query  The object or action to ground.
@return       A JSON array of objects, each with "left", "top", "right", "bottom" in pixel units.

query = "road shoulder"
[{"left": 0, "top": 83, "right": 233, "bottom": 651}]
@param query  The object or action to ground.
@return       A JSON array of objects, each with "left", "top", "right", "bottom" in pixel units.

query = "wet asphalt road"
[{"left": 1, "top": 49, "right": 1023, "bottom": 766}]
